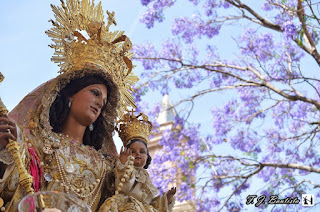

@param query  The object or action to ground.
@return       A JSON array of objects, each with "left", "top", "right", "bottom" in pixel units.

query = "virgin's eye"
[
  {"left": 140, "top": 150, "right": 146, "bottom": 154},
  {"left": 91, "top": 90, "right": 99, "bottom": 96}
]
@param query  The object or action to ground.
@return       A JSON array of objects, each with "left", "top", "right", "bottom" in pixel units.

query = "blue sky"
[
  {"left": 0, "top": 0, "right": 144, "bottom": 109},
  {"left": 1, "top": 1, "right": 319, "bottom": 210},
  {"left": 0, "top": 0, "right": 216, "bottom": 150},
  {"left": 0, "top": 0, "right": 151, "bottom": 150}
]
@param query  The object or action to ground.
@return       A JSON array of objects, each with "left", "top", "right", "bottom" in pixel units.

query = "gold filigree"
[
  {"left": 0, "top": 72, "right": 3, "bottom": 82},
  {"left": 116, "top": 110, "right": 152, "bottom": 146},
  {"left": 0, "top": 72, "right": 8, "bottom": 116},
  {"left": 71, "top": 176, "right": 86, "bottom": 189},
  {"left": 25, "top": 109, "right": 38, "bottom": 130},
  {"left": 46, "top": 0, "right": 138, "bottom": 116},
  {"left": 73, "top": 157, "right": 98, "bottom": 179},
  {"left": 0, "top": 72, "right": 34, "bottom": 196}
]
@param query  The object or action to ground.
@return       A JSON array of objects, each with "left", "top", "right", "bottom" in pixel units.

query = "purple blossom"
[
  {"left": 226, "top": 201, "right": 242, "bottom": 212},
  {"left": 203, "top": 0, "right": 230, "bottom": 16},
  {"left": 261, "top": 2, "right": 274, "bottom": 11},
  {"left": 135, "top": 0, "right": 320, "bottom": 210},
  {"left": 188, "top": 0, "right": 198, "bottom": 5},
  {"left": 211, "top": 105, "right": 234, "bottom": 139},
  {"left": 258, "top": 167, "right": 276, "bottom": 182},
  {"left": 140, "top": 0, "right": 152, "bottom": 6},
  {"left": 239, "top": 29, "right": 274, "bottom": 62},
  {"left": 234, "top": 182, "right": 250, "bottom": 195},
  {"left": 281, "top": 21, "right": 301, "bottom": 40},
  {"left": 133, "top": 42, "right": 158, "bottom": 70},
  {"left": 148, "top": 119, "right": 202, "bottom": 201},
  {"left": 171, "top": 15, "right": 221, "bottom": 43},
  {"left": 197, "top": 197, "right": 220, "bottom": 211},
  {"left": 229, "top": 130, "right": 259, "bottom": 152},
  {"left": 139, "top": 0, "right": 175, "bottom": 28}
]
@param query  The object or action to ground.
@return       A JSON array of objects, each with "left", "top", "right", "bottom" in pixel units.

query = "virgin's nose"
[{"left": 95, "top": 98, "right": 103, "bottom": 109}]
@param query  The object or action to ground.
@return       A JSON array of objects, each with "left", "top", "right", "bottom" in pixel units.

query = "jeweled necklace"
[{"left": 54, "top": 135, "right": 108, "bottom": 207}]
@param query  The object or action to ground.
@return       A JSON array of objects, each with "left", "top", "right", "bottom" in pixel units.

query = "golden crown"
[
  {"left": 46, "top": 0, "right": 138, "bottom": 115},
  {"left": 116, "top": 110, "right": 152, "bottom": 146}
]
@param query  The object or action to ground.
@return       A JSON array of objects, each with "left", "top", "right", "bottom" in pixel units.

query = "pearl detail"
[
  {"left": 52, "top": 133, "right": 109, "bottom": 208},
  {"left": 54, "top": 150, "right": 107, "bottom": 203},
  {"left": 114, "top": 154, "right": 135, "bottom": 199}
]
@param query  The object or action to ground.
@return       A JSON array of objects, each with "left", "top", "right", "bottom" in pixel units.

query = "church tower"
[
  {"left": 149, "top": 94, "right": 196, "bottom": 212},
  {"left": 148, "top": 94, "right": 177, "bottom": 156}
]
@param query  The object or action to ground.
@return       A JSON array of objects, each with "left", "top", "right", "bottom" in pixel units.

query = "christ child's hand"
[
  {"left": 119, "top": 146, "right": 131, "bottom": 165},
  {"left": 166, "top": 187, "right": 176, "bottom": 204}
]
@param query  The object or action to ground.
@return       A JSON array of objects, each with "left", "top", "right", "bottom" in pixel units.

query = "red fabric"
[{"left": 28, "top": 145, "right": 42, "bottom": 192}]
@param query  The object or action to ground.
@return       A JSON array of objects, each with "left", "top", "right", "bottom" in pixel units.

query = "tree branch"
[
  {"left": 297, "top": 0, "right": 320, "bottom": 66},
  {"left": 261, "top": 162, "right": 320, "bottom": 173},
  {"left": 226, "top": 0, "right": 282, "bottom": 32}
]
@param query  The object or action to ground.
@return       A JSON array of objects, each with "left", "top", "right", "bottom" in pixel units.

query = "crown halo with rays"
[{"left": 46, "top": 0, "right": 139, "bottom": 116}]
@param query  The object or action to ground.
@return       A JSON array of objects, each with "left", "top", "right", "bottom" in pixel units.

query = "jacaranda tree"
[{"left": 132, "top": 0, "right": 320, "bottom": 211}]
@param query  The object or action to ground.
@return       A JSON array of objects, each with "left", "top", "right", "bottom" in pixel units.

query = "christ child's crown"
[{"left": 116, "top": 110, "right": 152, "bottom": 146}]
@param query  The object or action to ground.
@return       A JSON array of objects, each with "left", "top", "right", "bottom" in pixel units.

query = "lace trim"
[
  {"left": 116, "top": 159, "right": 158, "bottom": 197},
  {"left": 0, "top": 125, "right": 25, "bottom": 165},
  {"left": 134, "top": 168, "right": 158, "bottom": 197},
  {"left": 0, "top": 148, "right": 14, "bottom": 165}
]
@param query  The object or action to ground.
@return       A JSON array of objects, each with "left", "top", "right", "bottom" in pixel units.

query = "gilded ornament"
[
  {"left": 116, "top": 110, "right": 153, "bottom": 146},
  {"left": 46, "top": 0, "right": 139, "bottom": 117},
  {"left": 0, "top": 73, "right": 8, "bottom": 116},
  {"left": 0, "top": 72, "right": 4, "bottom": 82},
  {"left": 0, "top": 75, "right": 35, "bottom": 194},
  {"left": 44, "top": 173, "right": 53, "bottom": 182},
  {"left": 64, "top": 162, "right": 76, "bottom": 173},
  {"left": 43, "top": 145, "right": 53, "bottom": 155}
]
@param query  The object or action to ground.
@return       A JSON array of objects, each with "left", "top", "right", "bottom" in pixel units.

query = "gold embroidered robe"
[
  {"left": 99, "top": 159, "right": 175, "bottom": 212},
  {"left": 0, "top": 129, "right": 116, "bottom": 211}
]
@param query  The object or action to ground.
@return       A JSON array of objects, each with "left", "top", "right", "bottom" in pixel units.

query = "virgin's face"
[
  {"left": 129, "top": 141, "right": 148, "bottom": 168},
  {"left": 69, "top": 84, "right": 108, "bottom": 126}
]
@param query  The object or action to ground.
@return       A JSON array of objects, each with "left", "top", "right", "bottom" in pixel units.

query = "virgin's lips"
[{"left": 90, "top": 106, "right": 98, "bottom": 114}]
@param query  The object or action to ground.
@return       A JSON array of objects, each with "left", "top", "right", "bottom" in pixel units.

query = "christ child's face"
[{"left": 129, "top": 141, "right": 148, "bottom": 168}]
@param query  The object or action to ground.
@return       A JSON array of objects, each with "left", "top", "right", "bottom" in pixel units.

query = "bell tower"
[{"left": 148, "top": 94, "right": 196, "bottom": 212}]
